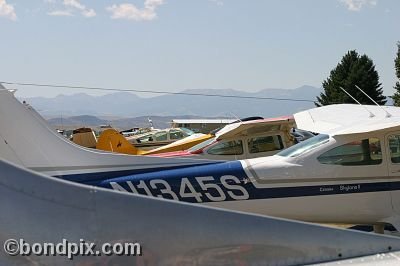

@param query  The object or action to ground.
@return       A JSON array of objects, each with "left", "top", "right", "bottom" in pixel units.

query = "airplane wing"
[
  {"left": 215, "top": 116, "right": 295, "bottom": 140},
  {"left": 145, "top": 133, "right": 213, "bottom": 155},
  {"left": 1, "top": 158, "right": 400, "bottom": 265},
  {"left": 294, "top": 104, "right": 400, "bottom": 135}
]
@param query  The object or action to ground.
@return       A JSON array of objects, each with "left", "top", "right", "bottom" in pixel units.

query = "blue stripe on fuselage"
[
  {"left": 57, "top": 160, "right": 400, "bottom": 203},
  {"left": 97, "top": 160, "right": 248, "bottom": 203}
]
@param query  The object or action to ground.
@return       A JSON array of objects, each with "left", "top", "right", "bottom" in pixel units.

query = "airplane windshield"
[
  {"left": 277, "top": 134, "right": 329, "bottom": 157},
  {"left": 179, "top": 128, "right": 195, "bottom": 136}
]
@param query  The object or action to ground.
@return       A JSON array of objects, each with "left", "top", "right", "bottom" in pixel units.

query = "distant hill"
[
  {"left": 21, "top": 85, "right": 322, "bottom": 118},
  {"left": 47, "top": 115, "right": 109, "bottom": 128}
]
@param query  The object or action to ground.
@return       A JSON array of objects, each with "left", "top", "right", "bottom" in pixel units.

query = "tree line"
[{"left": 316, "top": 42, "right": 400, "bottom": 106}]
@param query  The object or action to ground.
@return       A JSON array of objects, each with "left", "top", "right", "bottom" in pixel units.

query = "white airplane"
[
  {"left": 1, "top": 158, "right": 400, "bottom": 265},
  {"left": 81, "top": 105, "right": 400, "bottom": 231},
  {"left": 2, "top": 83, "right": 400, "bottom": 231}
]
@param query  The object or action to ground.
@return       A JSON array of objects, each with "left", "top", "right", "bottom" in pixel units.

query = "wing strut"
[
  {"left": 340, "top": 86, "right": 375, "bottom": 118},
  {"left": 355, "top": 85, "right": 392, "bottom": 118}
]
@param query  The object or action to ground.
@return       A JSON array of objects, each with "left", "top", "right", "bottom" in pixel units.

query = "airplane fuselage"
[{"left": 64, "top": 129, "right": 400, "bottom": 227}]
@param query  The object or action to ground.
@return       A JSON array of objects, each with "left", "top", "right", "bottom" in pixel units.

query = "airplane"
[
  {"left": 154, "top": 116, "right": 298, "bottom": 160},
  {"left": 3, "top": 157, "right": 400, "bottom": 265},
  {"left": 3, "top": 83, "right": 400, "bottom": 232},
  {"left": 90, "top": 103, "right": 400, "bottom": 231},
  {"left": 71, "top": 127, "right": 97, "bottom": 148},
  {"left": 96, "top": 127, "right": 213, "bottom": 155}
]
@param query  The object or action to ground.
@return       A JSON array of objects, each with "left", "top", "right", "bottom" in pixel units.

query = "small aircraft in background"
[
  {"left": 70, "top": 127, "right": 97, "bottom": 148},
  {"left": 155, "top": 116, "right": 298, "bottom": 160},
  {"left": 96, "top": 127, "right": 213, "bottom": 155}
]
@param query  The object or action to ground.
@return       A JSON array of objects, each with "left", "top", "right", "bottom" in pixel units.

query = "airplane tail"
[
  {"left": 72, "top": 128, "right": 97, "bottom": 148},
  {"left": 96, "top": 129, "right": 145, "bottom": 155},
  {"left": 0, "top": 84, "right": 217, "bottom": 177}
]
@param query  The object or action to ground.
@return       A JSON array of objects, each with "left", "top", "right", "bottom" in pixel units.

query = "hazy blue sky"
[{"left": 0, "top": 0, "right": 399, "bottom": 98}]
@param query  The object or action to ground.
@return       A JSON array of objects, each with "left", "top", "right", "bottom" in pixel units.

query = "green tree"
[
  {"left": 316, "top": 50, "right": 386, "bottom": 106},
  {"left": 391, "top": 42, "right": 400, "bottom": 106}
]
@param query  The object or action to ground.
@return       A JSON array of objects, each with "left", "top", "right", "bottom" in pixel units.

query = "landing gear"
[{"left": 349, "top": 223, "right": 399, "bottom": 236}]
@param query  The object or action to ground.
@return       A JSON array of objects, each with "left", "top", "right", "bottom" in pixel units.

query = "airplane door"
[{"left": 386, "top": 132, "right": 400, "bottom": 214}]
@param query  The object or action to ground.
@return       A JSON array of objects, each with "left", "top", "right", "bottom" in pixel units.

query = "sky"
[{"left": 0, "top": 0, "right": 399, "bottom": 98}]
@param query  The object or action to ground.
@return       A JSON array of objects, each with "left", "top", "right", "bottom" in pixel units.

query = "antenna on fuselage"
[
  {"left": 355, "top": 85, "right": 392, "bottom": 118},
  {"left": 340, "top": 86, "right": 375, "bottom": 118}
]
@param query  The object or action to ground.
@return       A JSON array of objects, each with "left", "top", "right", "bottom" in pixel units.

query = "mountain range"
[{"left": 21, "top": 85, "right": 322, "bottom": 119}]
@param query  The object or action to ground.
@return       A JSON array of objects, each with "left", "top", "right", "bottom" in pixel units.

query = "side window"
[
  {"left": 136, "top": 134, "right": 153, "bottom": 143},
  {"left": 248, "top": 135, "right": 284, "bottom": 154},
  {"left": 317, "top": 138, "right": 382, "bottom": 166},
  {"left": 388, "top": 134, "right": 400, "bottom": 163},
  {"left": 169, "top": 129, "right": 184, "bottom": 140},
  {"left": 153, "top": 131, "right": 168, "bottom": 141},
  {"left": 207, "top": 140, "right": 243, "bottom": 155}
]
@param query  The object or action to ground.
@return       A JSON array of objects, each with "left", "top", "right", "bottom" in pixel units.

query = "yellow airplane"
[{"left": 96, "top": 129, "right": 213, "bottom": 155}]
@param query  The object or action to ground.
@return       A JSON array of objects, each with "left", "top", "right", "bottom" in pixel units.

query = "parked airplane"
[
  {"left": 75, "top": 104, "right": 400, "bottom": 231},
  {"left": 2, "top": 158, "right": 400, "bottom": 265},
  {"left": 2, "top": 83, "right": 400, "bottom": 231},
  {"left": 96, "top": 128, "right": 213, "bottom": 155},
  {"left": 71, "top": 127, "right": 97, "bottom": 148},
  {"left": 155, "top": 116, "right": 297, "bottom": 160}
]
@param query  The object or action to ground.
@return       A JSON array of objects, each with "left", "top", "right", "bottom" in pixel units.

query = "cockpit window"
[
  {"left": 169, "top": 129, "right": 185, "bottom": 140},
  {"left": 179, "top": 128, "right": 195, "bottom": 136},
  {"left": 154, "top": 131, "right": 168, "bottom": 141},
  {"left": 388, "top": 135, "right": 400, "bottom": 163},
  {"left": 277, "top": 134, "right": 329, "bottom": 157},
  {"left": 317, "top": 138, "right": 382, "bottom": 166},
  {"left": 248, "top": 135, "right": 283, "bottom": 153},
  {"left": 207, "top": 140, "right": 243, "bottom": 155}
]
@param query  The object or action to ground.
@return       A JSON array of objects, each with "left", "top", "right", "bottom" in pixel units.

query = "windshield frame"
[
  {"left": 179, "top": 127, "right": 195, "bottom": 136},
  {"left": 277, "top": 134, "right": 330, "bottom": 158},
  {"left": 188, "top": 137, "right": 216, "bottom": 152}
]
